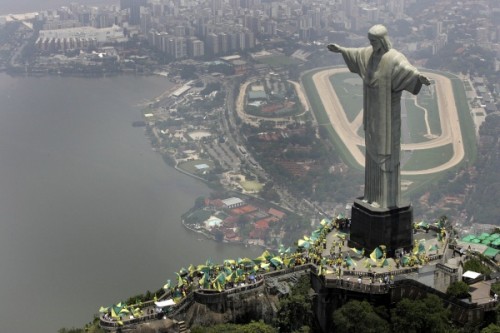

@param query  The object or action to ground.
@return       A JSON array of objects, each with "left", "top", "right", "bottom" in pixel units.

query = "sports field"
[{"left": 302, "top": 67, "right": 474, "bottom": 192}]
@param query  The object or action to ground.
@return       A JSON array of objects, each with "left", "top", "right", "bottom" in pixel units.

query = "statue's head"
[{"left": 367, "top": 24, "right": 392, "bottom": 52}]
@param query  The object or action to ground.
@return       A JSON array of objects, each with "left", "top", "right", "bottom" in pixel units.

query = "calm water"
[{"left": 0, "top": 73, "right": 260, "bottom": 333}]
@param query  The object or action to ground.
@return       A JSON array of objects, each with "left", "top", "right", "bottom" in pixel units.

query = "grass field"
[
  {"left": 329, "top": 72, "right": 363, "bottom": 122},
  {"left": 405, "top": 97, "right": 431, "bottom": 143},
  {"left": 402, "top": 143, "right": 454, "bottom": 171},
  {"left": 416, "top": 84, "right": 442, "bottom": 135},
  {"left": 240, "top": 180, "right": 264, "bottom": 192},
  {"left": 177, "top": 159, "right": 215, "bottom": 174}
]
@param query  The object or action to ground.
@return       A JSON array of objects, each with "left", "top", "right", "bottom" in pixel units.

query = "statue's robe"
[{"left": 340, "top": 47, "right": 423, "bottom": 208}]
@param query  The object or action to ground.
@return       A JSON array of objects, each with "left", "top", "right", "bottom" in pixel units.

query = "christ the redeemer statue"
[{"left": 328, "top": 24, "right": 431, "bottom": 209}]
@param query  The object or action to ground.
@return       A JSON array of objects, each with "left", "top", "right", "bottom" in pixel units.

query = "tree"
[
  {"left": 332, "top": 300, "right": 390, "bottom": 333},
  {"left": 191, "top": 321, "right": 276, "bottom": 333},
  {"left": 446, "top": 281, "right": 470, "bottom": 299},
  {"left": 464, "top": 258, "right": 491, "bottom": 276},
  {"left": 275, "top": 276, "right": 313, "bottom": 332},
  {"left": 179, "top": 64, "right": 198, "bottom": 80},
  {"left": 194, "top": 196, "right": 206, "bottom": 209},
  {"left": 213, "top": 228, "right": 224, "bottom": 242},
  {"left": 391, "top": 294, "right": 453, "bottom": 333},
  {"left": 482, "top": 324, "right": 500, "bottom": 333}
]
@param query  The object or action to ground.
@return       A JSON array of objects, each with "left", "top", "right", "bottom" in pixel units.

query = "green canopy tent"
[
  {"left": 461, "top": 235, "right": 476, "bottom": 242},
  {"left": 478, "top": 233, "right": 490, "bottom": 240},
  {"left": 483, "top": 247, "right": 500, "bottom": 259},
  {"left": 492, "top": 239, "right": 500, "bottom": 249}
]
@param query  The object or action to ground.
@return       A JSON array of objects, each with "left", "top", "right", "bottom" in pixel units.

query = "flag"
[
  {"left": 163, "top": 279, "right": 171, "bottom": 290},
  {"left": 370, "top": 247, "right": 383, "bottom": 261},
  {"left": 270, "top": 256, "right": 283, "bottom": 267},
  {"left": 175, "top": 272, "right": 184, "bottom": 288},
  {"left": 350, "top": 247, "right": 364, "bottom": 256},
  {"left": 428, "top": 244, "right": 439, "bottom": 252},
  {"left": 345, "top": 255, "right": 357, "bottom": 267},
  {"left": 377, "top": 257, "right": 388, "bottom": 267},
  {"left": 298, "top": 239, "right": 311, "bottom": 249}
]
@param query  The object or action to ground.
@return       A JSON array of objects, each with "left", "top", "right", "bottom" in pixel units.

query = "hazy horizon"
[{"left": 0, "top": 0, "right": 117, "bottom": 15}]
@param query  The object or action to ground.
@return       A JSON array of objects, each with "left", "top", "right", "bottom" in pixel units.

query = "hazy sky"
[{"left": 0, "top": 0, "right": 117, "bottom": 15}]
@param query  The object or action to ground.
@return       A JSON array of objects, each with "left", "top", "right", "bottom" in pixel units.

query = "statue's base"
[{"left": 349, "top": 198, "right": 413, "bottom": 257}]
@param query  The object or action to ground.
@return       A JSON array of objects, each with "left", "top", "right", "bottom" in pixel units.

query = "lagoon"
[{"left": 0, "top": 73, "right": 260, "bottom": 332}]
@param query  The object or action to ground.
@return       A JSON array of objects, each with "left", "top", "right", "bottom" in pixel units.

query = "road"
[{"left": 310, "top": 68, "right": 465, "bottom": 175}]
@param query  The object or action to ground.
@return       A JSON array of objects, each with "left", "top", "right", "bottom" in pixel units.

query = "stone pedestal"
[{"left": 349, "top": 198, "right": 413, "bottom": 256}]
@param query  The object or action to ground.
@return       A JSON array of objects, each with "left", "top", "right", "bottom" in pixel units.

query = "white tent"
[
  {"left": 154, "top": 299, "right": 176, "bottom": 308},
  {"left": 462, "top": 271, "right": 481, "bottom": 279}
]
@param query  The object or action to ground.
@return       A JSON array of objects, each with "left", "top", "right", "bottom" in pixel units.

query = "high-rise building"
[
  {"left": 219, "top": 32, "right": 229, "bottom": 54},
  {"left": 140, "top": 11, "right": 152, "bottom": 34},
  {"left": 120, "top": 0, "right": 147, "bottom": 25},
  {"left": 206, "top": 33, "right": 220, "bottom": 55},
  {"left": 188, "top": 38, "right": 205, "bottom": 57},
  {"left": 175, "top": 25, "right": 186, "bottom": 37}
]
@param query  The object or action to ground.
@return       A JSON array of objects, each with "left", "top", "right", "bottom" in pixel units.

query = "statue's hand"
[
  {"left": 419, "top": 75, "right": 431, "bottom": 86},
  {"left": 327, "top": 43, "right": 342, "bottom": 53}
]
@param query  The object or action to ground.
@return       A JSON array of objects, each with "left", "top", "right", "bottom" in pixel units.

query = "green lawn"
[
  {"left": 240, "top": 180, "right": 264, "bottom": 192},
  {"left": 416, "top": 85, "right": 442, "bottom": 136},
  {"left": 405, "top": 97, "right": 431, "bottom": 143},
  {"left": 402, "top": 143, "right": 454, "bottom": 171},
  {"left": 329, "top": 72, "right": 363, "bottom": 122}
]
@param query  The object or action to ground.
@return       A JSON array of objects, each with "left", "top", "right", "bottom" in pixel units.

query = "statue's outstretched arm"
[
  {"left": 327, "top": 43, "right": 343, "bottom": 53},
  {"left": 419, "top": 74, "right": 431, "bottom": 86}
]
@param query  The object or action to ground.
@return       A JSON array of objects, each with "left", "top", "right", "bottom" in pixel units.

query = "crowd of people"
[{"left": 99, "top": 216, "right": 447, "bottom": 326}]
